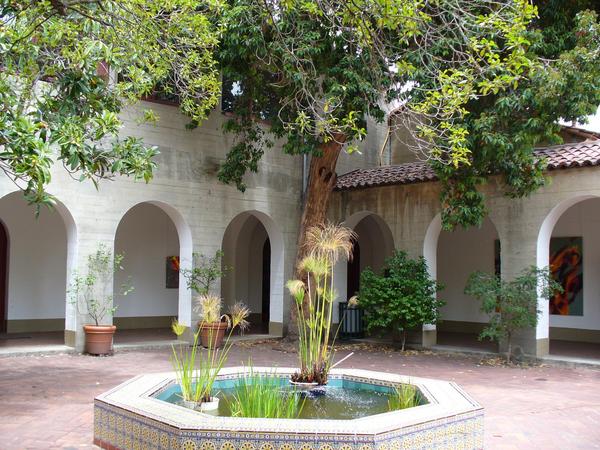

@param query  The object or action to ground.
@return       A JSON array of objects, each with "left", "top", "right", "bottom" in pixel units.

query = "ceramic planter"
[
  {"left": 83, "top": 324, "right": 116, "bottom": 355},
  {"left": 199, "top": 321, "right": 228, "bottom": 349},
  {"left": 181, "top": 397, "right": 220, "bottom": 412}
]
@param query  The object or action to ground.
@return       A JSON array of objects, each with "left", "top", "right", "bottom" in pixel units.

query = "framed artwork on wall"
[
  {"left": 166, "top": 256, "right": 180, "bottom": 289},
  {"left": 550, "top": 237, "right": 583, "bottom": 316}
]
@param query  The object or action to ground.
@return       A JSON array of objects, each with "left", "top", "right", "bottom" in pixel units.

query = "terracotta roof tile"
[{"left": 335, "top": 139, "right": 600, "bottom": 191}]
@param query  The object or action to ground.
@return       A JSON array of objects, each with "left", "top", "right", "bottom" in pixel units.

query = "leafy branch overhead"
[
  {"left": 217, "top": 0, "right": 599, "bottom": 228},
  {"left": 0, "top": 0, "right": 222, "bottom": 206},
  {"left": 218, "top": 0, "right": 538, "bottom": 186}
]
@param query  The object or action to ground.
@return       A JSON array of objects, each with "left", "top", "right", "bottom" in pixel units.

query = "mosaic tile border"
[{"left": 94, "top": 368, "right": 484, "bottom": 450}]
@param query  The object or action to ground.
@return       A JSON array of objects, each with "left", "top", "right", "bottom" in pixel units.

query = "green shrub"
[
  {"left": 358, "top": 251, "right": 444, "bottom": 351},
  {"left": 464, "top": 266, "right": 562, "bottom": 362}
]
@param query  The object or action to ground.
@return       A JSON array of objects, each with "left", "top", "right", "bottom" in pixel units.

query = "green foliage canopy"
[
  {"left": 0, "top": 0, "right": 222, "bottom": 206},
  {"left": 436, "top": 1, "right": 600, "bottom": 228},
  {"left": 216, "top": 0, "right": 540, "bottom": 192}
]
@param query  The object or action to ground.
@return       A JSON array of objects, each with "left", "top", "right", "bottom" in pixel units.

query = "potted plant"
[
  {"left": 195, "top": 294, "right": 229, "bottom": 348},
  {"left": 70, "top": 244, "right": 133, "bottom": 355},
  {"left": 286, "top": 223, "right": 356, "bottom": 386},
  {"left": 181, "top": 251, "right": 231, "bottom": 348},
  {"left": 170, "top": 302, "right": 249, "bottom": 411}
]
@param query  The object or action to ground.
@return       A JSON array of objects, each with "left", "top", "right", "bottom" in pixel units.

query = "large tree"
[
  {"left": 0, "top": 0, "right": 222, "bottom": 207},
  {"left": 216, "top": 0, "right": 541, "bottom": 269}
]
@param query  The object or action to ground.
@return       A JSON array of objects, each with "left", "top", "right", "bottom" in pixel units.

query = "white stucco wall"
[
  {"left": 0, "top": 193, "right": 67, "bottom": 320},
  {"left": 437, "top": 217, "right": 498, "bottom": 324},
  {"left": 550, "top": 198, "right": 600, "bottom": 331},
  {"left": 113, "top": 203, "right": 179, "bottom": 317}
]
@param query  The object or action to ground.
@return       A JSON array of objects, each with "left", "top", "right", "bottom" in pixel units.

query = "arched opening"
[
  {"left": 435, "top": 216, "right": 500, "bottom": 352},
  {"left": 538, "top": 196, "right": 600, "bottom": 360},
  {"left": 221, "top": 211, "right": 284, "bottom": 336},
  {"left": 0, "top": 192, "right": 75, "bottom": 348},
  {"left": 334, "top": 212, "right": 394, "bottom": 325},
  {"left": 113, "top": 202, "right": 191, "bottom": 344}
]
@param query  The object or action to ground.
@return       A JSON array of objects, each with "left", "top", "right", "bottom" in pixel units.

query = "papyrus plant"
[
  {"left": 170, "top": 301, "right": 249, "bottom": 404},
  {"left": 287, "top": 223, "right": 356, "bottom": 385}
]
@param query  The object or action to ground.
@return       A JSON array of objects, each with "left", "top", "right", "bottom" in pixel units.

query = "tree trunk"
[
  {"left": 401, "top": 330, "right": 407, "bottom": 352},
  {"left": 288, "top": 136, "right": 345, "bottom": 338}
]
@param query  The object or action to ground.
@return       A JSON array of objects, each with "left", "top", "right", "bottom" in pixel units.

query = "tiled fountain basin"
[{"left": 94, "top": 367, "right": 483, "bottom": 450}]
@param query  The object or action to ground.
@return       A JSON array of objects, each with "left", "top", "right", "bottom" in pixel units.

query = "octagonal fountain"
[{"left": 93, "top": 367, "right": 483, "bottom": 450}]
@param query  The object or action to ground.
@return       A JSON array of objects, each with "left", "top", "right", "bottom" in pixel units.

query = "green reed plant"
[
  {"left": 170, "top": 300, "right": 249, "bottom": 404},
  {"left": 388, "top": 383, "right": 420, "bottom": 411},
  {"left": 228, "top": 366, "right": 305, "bottom": 419},
  {"left": 287, "top": 223, "right": 356, "bottom": 385}
]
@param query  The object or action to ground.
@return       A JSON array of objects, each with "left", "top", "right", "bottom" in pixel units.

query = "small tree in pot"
[
  {"left": 465, "top": 266, "right": 562, "bottom": 362},
  {"left": 181, "top": 251, "right": 230, "bottom": 348},
  {"left": 358, "top": 251, "right": 444, "bottom": 351},
  {"left": 70, "top": 244, "right": 133, "bottom": 355}
]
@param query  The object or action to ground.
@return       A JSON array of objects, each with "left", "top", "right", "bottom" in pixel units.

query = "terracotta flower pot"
[
  {"left": 83, "top": 324, "right": 116, "bottom": 355},
  {"left": 199, "top": 321, "right": 228, "bottom": 349}
]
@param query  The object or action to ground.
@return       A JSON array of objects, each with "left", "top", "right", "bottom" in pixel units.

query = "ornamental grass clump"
[
  {"left": 287, "top": 223, "right": 356, "bottom": 385},
  {"left": 228, "top": 365, "right": 305, "bottom": 419},
  {"left": 170, "top": 300, "right": 249, "bottom": 405},
  {"left": 388, "top": 383, "right": 421, "bottom": 411}
]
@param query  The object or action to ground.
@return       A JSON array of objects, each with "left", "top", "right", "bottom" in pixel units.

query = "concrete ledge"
[
  {"left": 7, "top": 319, "right": 64, "bottom": 333},
  {"left": 114, "top": 316, "right": 173, "bottom": 329},
  {"left": 550, "top": 327, "right": 600, "bottom": 344},
  {"left": 437, "top": 320, "right": 487, "bottom": 334}
]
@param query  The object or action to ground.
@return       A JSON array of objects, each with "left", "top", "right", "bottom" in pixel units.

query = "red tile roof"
[{"left": 335, "top": 139, "right": 600, "bottom": 191}]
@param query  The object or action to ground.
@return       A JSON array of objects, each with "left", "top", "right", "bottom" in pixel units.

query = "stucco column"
[
  {"left": 400, "top": 214, "right": 439, "bottom": 348},
  {"left": 492, "top": 207, "right": 549, "bottom": 357}
]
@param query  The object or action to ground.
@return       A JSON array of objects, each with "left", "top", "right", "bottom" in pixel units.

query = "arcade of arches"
[{"left": 1, "top": 191, "right": 599, "bottom": 361}]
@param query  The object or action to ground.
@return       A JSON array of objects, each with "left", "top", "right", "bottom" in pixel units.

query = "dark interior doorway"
[
  {"left": 261, "top": 239, "right": 271, "bottom": 325},
  {"left": 347, "top": 241, "right": 361, "bottom": 300},
  {"left": 0, "top": 222, "right": 8, "bottom": 334}
]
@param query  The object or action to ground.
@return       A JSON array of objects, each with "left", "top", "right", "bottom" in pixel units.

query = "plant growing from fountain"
[
  {"left": 287, "top": 223, "right": 356, "bottom": 385},
  {"left": 69, "top": 244, "right": 133, "bottom": 326},
  {"left": 170, "top": 298, "right": 249, "bottom": 405}
]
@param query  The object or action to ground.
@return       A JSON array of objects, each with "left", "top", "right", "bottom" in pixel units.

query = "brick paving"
[{"left": 0, "top": 343, "right": 599, "bottom": 450}]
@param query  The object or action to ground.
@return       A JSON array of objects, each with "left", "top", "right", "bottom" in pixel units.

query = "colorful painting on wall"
[
  {"left": 166, "top": 256, "right": 180, "bottom": 289},
  {"left": 550, "top": 237, "right": 583, "bottom": 316}
]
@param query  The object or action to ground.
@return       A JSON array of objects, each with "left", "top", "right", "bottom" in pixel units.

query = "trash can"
[{"left": 338, "top": 302, "right": 364, "bottom": 339}]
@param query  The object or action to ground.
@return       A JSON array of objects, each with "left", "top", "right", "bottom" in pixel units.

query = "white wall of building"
[
  {"left": 437, "top": 217, "right": 498, "bottom": 324},
  {"left": 0, "top": 193, "right": 68, "bottom": 321},
  {"left": 550, "top": 198, "right": 600, "bottom": 331},
  {"left": 113, "top": 203, "right": 179, "bottom": 318}
]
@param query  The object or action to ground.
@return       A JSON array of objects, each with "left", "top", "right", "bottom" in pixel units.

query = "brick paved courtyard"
[{"left": 0, "top": 342, "right": 599, "bottom": 450}]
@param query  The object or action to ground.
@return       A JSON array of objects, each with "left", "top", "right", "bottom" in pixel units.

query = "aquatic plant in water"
[
  {"left": 388, "top": 383, "right": 420, "bottom": 411},
  {"left": 287, "top": 223, "right": 356, "bottom": 385},
  {"left": 228, "top": 366, "right": 305, "bottom": 419},
  {"left": 170, "top": 299, "right": 249, "bottom": 404}
]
